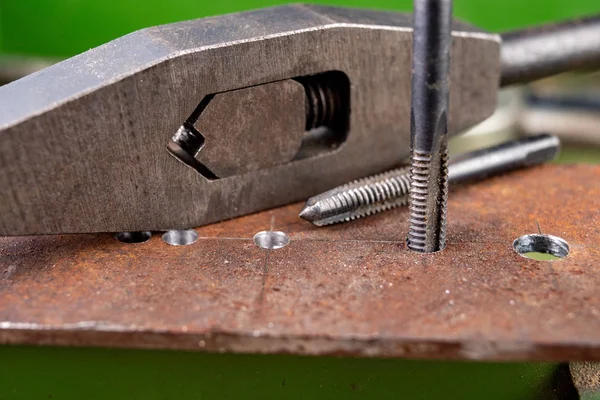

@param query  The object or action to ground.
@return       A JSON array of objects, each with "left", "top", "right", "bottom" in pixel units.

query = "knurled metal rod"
[{"left": 407, "top": 0, "right": 453, "bottom": 253}]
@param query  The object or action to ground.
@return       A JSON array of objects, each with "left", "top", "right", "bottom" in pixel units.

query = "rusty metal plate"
[{"left": 1, "top": 164, "right": 600, "bottom": 361}]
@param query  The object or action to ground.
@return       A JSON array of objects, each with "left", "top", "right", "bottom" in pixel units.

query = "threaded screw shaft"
[
  {"left": 299, "top": 167, "right": 411, "bottom": 226},
  {"left": 406, "top": 147, "right": 449, "bottom": 252},
  {"left": 407, "top": 0, "right": 453, "bottom": 253}
]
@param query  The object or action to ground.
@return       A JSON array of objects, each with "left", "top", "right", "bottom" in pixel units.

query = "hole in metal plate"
[
  {"left": 115, "top": 231, "right": 152, "bottom": 244},
  {"left": 253, "top": 231, "right": 290, "bottom": 250},
  {"left": 162, "top": 230, "right": 199, "bottom": 246},
  {"left": 513, "top": 234, "right": 569, "bottom": 260}
]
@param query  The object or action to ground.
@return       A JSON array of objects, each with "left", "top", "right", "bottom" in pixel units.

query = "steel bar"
[
  {"left": 447, "top": 133, "right": 560, "bottom": 184},
  {"left": 500, "top": 15, "right": 600, "bottom": 87}
]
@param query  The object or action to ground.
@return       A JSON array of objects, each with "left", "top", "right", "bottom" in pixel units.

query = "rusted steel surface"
[{"left": 1, "top": 164, "right": 600, "bottom": 361}]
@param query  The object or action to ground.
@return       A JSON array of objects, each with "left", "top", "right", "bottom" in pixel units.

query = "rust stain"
[{"left": 1, "top": 164, "right": 600, "bottom": 361}]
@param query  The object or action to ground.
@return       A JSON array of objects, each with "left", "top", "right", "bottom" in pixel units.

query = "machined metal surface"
[
  {"left": 0, "top": 5, "right": 500, "bottom": 235},
  {"left": 299, "top": 134, "right": 560, "bottom": 226},
  {"left": 1, "top": 164, "right": 600, "bottom": 361}
]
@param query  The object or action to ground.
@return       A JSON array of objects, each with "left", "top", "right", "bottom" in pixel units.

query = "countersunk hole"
[
  {"left": 253, "top": 231, "right": 290, "bottom": 250},
  {"left": 116, "top": 231, "right": 152, "bottom": 244},
  {"left": 512, "top": 234, "right": 569, "bottom": 260},
  {"left": 162, "top": 230, "right": 199, "bottom": 246}
]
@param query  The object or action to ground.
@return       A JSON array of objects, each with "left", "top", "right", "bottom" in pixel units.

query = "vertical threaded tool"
[{"left": 407, "top": 0, "right": 453, "bottom": 253}]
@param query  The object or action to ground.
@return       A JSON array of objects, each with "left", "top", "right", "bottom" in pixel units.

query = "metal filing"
[
  {"left": 407, "top": 0, "right": 453, "bottom": 253},
  {"left": 299, "top": 134, "right": 561, "bottom": 226}
]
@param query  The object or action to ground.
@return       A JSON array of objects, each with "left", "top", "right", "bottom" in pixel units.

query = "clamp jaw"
[{"left": 0, "top": 5, "right": 500, "bottom": 235}]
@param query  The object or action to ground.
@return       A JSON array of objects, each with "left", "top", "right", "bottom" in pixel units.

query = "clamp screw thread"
[{"left": 296, "top": 74, "right": 344, "bottom": 130}]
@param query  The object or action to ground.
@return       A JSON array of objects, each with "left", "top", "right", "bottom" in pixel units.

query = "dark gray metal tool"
[
  {"left": 407, "top": 0, "right": 453, "bottom": 253},
  {"left": 299, "top": 134, "right": 560, "bottom": 226},
  {"left": 0, "top": 5, "right": 502, "bottom": 235},
  {"left": 501, "top": 15, "right": 600, "bottom": 87},
  {"left": 0, "top": 5, "right": 597, "bottom": 235}
]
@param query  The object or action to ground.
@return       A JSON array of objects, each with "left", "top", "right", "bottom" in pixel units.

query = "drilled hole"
[
  {"left": 253, "top": 231, "right": 290, "bottom": 250},
  {"left": 512, "top": 234, "right": 569, "bottom": 260},
  {"left": 162, "top": 230, "right": 199, "bottom": 246},
  {"left": 115, "top": 231, "right": 152, "bottom": 244}
]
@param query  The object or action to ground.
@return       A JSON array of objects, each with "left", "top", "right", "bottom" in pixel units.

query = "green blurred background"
[
  {"left": 1, "top": 0, "right": 600, "bottom": 399},
  {"left": 1, "top": 0, "right": 599, "bottom": 58}
]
